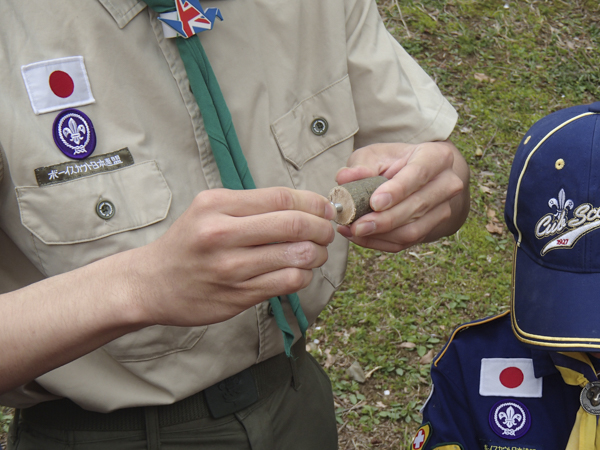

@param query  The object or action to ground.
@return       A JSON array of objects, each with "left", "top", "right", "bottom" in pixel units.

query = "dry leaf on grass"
[
  {"left": 347, "top": 361, "right": 366, "bottom": 383},
  {"left": 399, "top": 342, "right": 417, "bottom": 349},
  {"left": 420, "top": 349, "right": 435, "bottom": 365},
  {"left": 474, "top": 72, "right": 496, "bottom": 82},
  {"left": 486, "top": 222, "right": 504, "bottom": 235},
  {"left": 324, "top": 348, "right": 337, "bottom": 369}
]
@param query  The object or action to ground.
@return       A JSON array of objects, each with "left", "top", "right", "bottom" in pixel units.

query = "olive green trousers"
[{"left": 7, "top": 353, "right": 337, "bottom": 450}]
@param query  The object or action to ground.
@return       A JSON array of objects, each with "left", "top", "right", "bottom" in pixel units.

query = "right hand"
[{"left": 128, "top": 187, "right": 337, "bottom": 327}]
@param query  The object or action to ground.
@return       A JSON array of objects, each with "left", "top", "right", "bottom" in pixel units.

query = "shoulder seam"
[{"left": 433, "top": 311, "right": 510, "bottom": 367}]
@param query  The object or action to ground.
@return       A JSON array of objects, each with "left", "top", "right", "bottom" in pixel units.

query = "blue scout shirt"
[{"left": 414, "top": 312, "right": 582, "bottom": 450}]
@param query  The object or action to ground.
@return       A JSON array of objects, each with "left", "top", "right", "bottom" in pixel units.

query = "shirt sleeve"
[
  {"left": 344, "top": 0, "right": 458, "bottom": 149},
  {"left": 419, "top": 357, "right": 480, "bottom": 449}
]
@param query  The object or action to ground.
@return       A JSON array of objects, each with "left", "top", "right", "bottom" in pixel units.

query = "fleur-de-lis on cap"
[
  {"left": 499, "top": 406, "right": 522, "bottom": 428},
  {"left": 62, "top": 118, "right": 86, "bottom": 145},
  {"left": 548, "top": 188, "right": 574, "bottom": 217}
]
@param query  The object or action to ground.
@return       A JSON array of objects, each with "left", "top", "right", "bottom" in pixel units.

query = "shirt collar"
[
  {"left": 97, "top": 0, "right": 147, "bottom": 29},
  {"left": 531, "top": 349, "right": 558, "bottom": 379}
]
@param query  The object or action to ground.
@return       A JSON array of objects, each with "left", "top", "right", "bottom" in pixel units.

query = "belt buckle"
[{"left": 204, "top": 368, "right": 259, "bottom": 419}]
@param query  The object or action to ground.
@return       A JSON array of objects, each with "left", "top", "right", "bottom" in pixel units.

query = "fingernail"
[
  {"left": 371, "top": 193, "right": 392, "bottom": 211},
  {"left": 355, "top": 221, "right": 376, "bottom": 237},
  {"left": 325, "top": 202, "right": 337, "bottom": 220},
  {"left": 336, "top": 225, "right": 352, "bottom": 238}
]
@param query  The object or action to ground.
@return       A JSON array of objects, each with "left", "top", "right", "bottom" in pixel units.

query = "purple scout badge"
[
  {"left": 52, "top": 108, "right": 96, "bottom": 159},
  {"left": 489, "top": 399, "right": 531, "bottom": 440}
]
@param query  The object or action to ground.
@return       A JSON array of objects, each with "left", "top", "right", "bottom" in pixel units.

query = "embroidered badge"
[
  {"left": 21, "top": 56, "right": 95, "bottom": 115},
  {"left": 489, "top": 399, "right": 531, "bottom": 440},
  {"left": 534, "top": 188, "right": 600, "bottom": 255},
  {"left": 482, "top": 444, "right": 538, "bottom": 450},
  {"left": 412, "top": 423, "right": 432, "bottom": 449},
  {"left": 158, "top": 0, "right": 223, "bottom": 39},
  {"left": 35, "top": 148, "right": 134, "bottom": 187},
  {"left": 479, "top": 358, "right": 542, "bottom": 398},
  {"left": 52, "top": 109, "right": 96, "bottom": 159}
]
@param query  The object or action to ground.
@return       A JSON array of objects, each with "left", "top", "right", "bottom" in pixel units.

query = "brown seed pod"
[{"left": 328, "top": 176, "right": 388, "bottom": 225}]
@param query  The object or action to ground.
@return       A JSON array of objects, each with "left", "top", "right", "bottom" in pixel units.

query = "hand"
[
  {"left": 334, "top": 140, "right": 469, "bottom": 252},
  {"left": 129, "top": 187, "right": 337, "bottom": 326}
]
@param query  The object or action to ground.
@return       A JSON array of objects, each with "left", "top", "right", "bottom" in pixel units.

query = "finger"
[
  {"left": 336, "top": 143, "right": 416, "bottom": 185},
  {"left": 340, "top": 202, "right": 451, "bottom": 252},
  {"left": 354, "top": 170, "right": 462, "bottom": 236},
  {"left": 196, "top": 187, "right": 337, "bottom": 220},
  {"left": 241, "top": 267, "right": 315, "bottom": 300},
  {"left": 369, "top": 146, "right": 455, "bottom": 213},
  {"left": 224, "top": 210, "right": 336, "bottom": 247},
  {"left": 217, "top": 241, "right": 329, "bottom": 282}
]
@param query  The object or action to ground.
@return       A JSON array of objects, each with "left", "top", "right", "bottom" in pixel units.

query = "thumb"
[{"left": 335, "top": 165, "right": 378, "bottom": 185}]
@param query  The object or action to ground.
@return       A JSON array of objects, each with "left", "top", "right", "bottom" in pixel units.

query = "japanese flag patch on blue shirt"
[{"left": 479, "top": 358, "right": 542, "bottom": 397}]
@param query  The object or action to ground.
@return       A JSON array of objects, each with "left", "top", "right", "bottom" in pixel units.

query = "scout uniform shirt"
[
  {"left": 416, "top": 313, "right": 582, "bottom": 450},
  {"left": 0, "top": 0, "right": 457, "bottom": 412}
]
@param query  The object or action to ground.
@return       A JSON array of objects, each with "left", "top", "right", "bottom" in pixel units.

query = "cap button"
[{"left": 589, "top": 102, "right": 600, "bottom": 113}]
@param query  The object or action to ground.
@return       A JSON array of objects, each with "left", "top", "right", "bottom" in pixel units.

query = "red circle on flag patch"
[
  {"left": 499, "top": 366, "right": 524, "bottom": 388},
  {"left": 49, "top": 71, "right": 74, "bottom": 98}
]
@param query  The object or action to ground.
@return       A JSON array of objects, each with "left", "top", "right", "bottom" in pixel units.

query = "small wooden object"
[{"left": 328, "top": 176, "right": 388, "bottom": 225}]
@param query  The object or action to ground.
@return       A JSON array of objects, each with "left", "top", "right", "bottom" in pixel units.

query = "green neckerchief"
[{"left": 144, "top": 1, "right": 308, "bottom": 356}]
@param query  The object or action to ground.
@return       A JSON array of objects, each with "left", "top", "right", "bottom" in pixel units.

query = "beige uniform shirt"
[{"left": 0, "top": 0, "right": 457, "bottom": 411}]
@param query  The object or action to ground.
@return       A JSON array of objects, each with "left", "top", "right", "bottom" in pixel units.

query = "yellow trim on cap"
[
  {"left": 434, "top": 311, "right": 510, "bottom": 367},
  {"left": 511, "top": 245, "right": 600, "bottom": 346},
  {"left": 512, "top": 112, "right": 596, "bottom": 248}
]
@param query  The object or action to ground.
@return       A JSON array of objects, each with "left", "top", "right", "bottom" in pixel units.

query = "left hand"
[{"left": 335, "top": 140, "right": 470, "bottom": 252}]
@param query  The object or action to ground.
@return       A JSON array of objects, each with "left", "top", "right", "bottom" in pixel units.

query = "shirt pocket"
[
  {"left": 15, "top": 160, "right": 207, "bottom": 362},
  {"left": 270, "top": 75, "right": 358, "bottom": 303},
  {"left": 16, "top": 161, "right": 171, "bottom": 246},
  {"left": 270, "top": 75, "right": 359, "bottom": 172}
]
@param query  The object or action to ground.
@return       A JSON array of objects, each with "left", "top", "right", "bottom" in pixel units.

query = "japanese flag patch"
[
  {"left": 21, "top": 56, "right": 95, "bottom": 115},
  {"left": 479, "top": 358, "right": 542, "bottom": 398}
]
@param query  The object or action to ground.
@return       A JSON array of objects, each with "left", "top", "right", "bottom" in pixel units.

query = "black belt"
[{"left": 21, "top": 338, "right": 305, "bottom": 431}]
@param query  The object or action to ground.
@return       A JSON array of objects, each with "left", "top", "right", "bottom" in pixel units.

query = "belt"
[{"left": 21, "top": 338, "right": 306, "bottom": 431}]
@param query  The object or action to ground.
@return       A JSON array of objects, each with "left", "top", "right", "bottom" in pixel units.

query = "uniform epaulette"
[{"left": 433, "top": 311, "right": 510, "bottom": 367}]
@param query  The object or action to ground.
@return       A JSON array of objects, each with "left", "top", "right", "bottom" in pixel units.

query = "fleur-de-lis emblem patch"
[
  {"left": 62, "top": 117, "right": 86, "bottom": 147},
  {"left": 52, "top": 108, "right": 96, "bottom": 160},
  {"left": 548, "top": 188, "right": 574, "bottom": 218},
  {"left": 489, "top": 400, "right": 531, "bottom": 440},
  {"left": 498, "top": 405, "right": 522, "bottom": 428}
]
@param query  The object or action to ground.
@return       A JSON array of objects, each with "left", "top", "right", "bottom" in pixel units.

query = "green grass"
[{"left": 308, "top": 0, "right": 600, "bottom": 448}]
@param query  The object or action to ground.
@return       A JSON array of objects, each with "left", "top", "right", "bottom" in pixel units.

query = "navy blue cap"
[{"left": 505, "top": 102, "right": 600, "bottom": 351}]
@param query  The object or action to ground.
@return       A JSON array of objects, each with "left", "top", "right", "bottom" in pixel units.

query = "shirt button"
[
  {"left": 311, "top": 118, "right": 328, "bottom": 136},
  {"left": 96, "top": 200, "right": 115, "bottom": 220}
]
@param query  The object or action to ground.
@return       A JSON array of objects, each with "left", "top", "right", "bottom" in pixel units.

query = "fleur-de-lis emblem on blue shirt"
[
  {"left": 62, "top": 118, "right": 86, "bottom": 145},
  {"left": 498, "top": 406, "right": 522, "bottom": 428},
  {"left": 548, "top": 188, "right": 574, "bottom": 218}
]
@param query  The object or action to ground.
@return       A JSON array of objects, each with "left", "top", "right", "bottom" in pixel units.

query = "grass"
[
  {"left": 2, "top": 0, "right": 600, "bottom": 448},
  {"left": 306, "top": 0, "right": 600, "bottom": 448}
]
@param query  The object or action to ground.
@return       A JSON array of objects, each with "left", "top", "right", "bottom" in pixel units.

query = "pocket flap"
[
  {"left": 271, "top": 75, "right": 359, "bottom": 170},
  {"left": 17, "top": 161, "right": 172, "bottom": 244}
]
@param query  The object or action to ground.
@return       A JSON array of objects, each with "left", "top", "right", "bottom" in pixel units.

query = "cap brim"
[{"left": 512, "top": 245, "right": 600, "bottom": 351}]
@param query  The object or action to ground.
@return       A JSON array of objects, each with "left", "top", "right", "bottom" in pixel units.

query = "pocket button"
[
  {"left": 311, "top": 118, "right": 328, "bottom": 136},
  {"left": 96, "top": 200, "right": 115, "bottom": 220}
]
